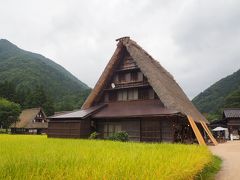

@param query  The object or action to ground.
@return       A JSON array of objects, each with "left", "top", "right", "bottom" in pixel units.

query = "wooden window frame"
[{"left": 130, "top": 71, "right": 138, "bottom": 81}]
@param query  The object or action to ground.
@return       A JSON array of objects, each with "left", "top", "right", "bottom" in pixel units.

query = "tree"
[
  {"left": 43, "top": 98, "right": 55, "bottom": 116},
  {"left": 223, "top": 88, "right": 240, "bottom": 108},
  {"left": 25, "top": 85, "right": 47, "bottom": 108},
  {"left": 0, "top": 81, "right": 16, "bottom": 101},
  {"left": 0, "top": 98, "right": 21, "bottom": 132},
  {"left": 15, "top": 88, "right": 29, "bottom": 108},
  {"left": 25, "top": 85, "right": 55, "bottom": 116}
]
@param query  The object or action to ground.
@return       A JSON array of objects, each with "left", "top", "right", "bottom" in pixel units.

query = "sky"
[{"left": 0, "top": 0, "right": 240, "bottom": 99}]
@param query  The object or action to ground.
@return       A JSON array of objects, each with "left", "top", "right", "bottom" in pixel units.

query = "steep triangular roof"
[
  {"left": 82, "top": 37, "right": 208, "bottom": 123},
  {"left": 11, "top": 108, "right": 47, "bottom": 128}
]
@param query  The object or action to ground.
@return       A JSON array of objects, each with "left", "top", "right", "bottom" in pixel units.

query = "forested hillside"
[
  {"left": 0, "top": 39, "right": 90, "bottom": 114},
  {"left": 192, "top": 69, "right": 240, "bottom": 120}
]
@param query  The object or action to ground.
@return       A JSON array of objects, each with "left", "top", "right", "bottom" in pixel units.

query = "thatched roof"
[
  {"left": 11, "top": 108, "right": 48, "bottom": 129},
  {"left": 82, "top": 37, "right": 208, "bottom": 123}
]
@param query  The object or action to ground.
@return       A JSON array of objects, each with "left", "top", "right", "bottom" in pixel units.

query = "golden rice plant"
[{"left": 0, "top": 135, "right": 212, "bottom": 180}]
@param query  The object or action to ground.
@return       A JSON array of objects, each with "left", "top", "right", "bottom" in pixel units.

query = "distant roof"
[
  {"left": 49, "top": 104, "right": 106, "bottom": 119},
  {"left": 223, "top": 108, "right": 240, "bottom": 118},
  {"left": 82, "top": 37, "right": 208, "bottom": 123},
  {"left": 11, "top": 108, "right": 47, "bottom": 129},
  {"left": 54, "top": 111, "right": 74, "bottom": 116},
  {"left": 93, "top": 100, "right": 182, "bottom": 119}
]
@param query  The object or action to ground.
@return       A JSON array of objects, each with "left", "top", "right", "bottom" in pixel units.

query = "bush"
[
  {"left": 89, "top": 132, "right": 99, "bottom": 139},
  {"left": 108, "top": 131, "right": 129, "bottom": 142}
]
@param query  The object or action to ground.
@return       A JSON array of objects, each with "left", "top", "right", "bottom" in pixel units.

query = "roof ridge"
[{"left": 124, "top": 39, "right": 175, "bottom": 80}]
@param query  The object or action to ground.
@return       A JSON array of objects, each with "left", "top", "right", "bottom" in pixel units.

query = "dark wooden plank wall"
[
  {"left": 96, "top": 117, "right": 176, "bottom": 142},
  {"left": 96, "top": 119, "right": 140, "bottom": 141},
  {"left": 141, "top": 118, "right": 174, "bottom": 142},
  {"left": 122, "top": 119, "right": 140, "bottom": 141},
  {"left": 227, "top": 118, "right": 240, "bottom": 126},
  {"left": 47, "top": 120, "right": 91, "bottom": 138},
  {"left": 161, "top": 119, "right": 174, "bottom": 142},
  {"left": 140, "top": 119, "right": 161, "bottom": 142}
]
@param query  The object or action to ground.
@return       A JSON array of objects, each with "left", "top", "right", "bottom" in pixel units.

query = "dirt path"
[{"left": 210, "top": 141, "right": 240, "bottom": 180}]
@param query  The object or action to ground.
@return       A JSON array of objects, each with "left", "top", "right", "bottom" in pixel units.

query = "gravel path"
[{"left": 210, "top": 141, "right": 240, "bottom": 180}]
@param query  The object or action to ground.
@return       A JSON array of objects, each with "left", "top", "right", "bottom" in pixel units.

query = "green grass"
[
  {"left": 195, "top": 155, "right": 222, "bottom": 180},
  {"left": 0, "top": 135, "right": 214, "bottom": 180}
]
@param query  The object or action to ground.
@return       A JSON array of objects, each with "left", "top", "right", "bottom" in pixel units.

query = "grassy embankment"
[{"left": 0, "top": 135, "right": 219, "bottom": 180}]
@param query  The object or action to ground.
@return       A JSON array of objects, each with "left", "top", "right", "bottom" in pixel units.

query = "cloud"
[
  {"left": 172, "top": 0, "right": 240, "bottom": 98},
  {"left": 0, "top": 0, "right": 239, "bottom": 99}
]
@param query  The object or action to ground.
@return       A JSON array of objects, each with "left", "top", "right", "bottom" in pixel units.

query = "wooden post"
[
  {"left": 200, "top": 121, "right": 218, "bottom": 146},
  {"left": 187, "top": 115, "right": 206, "bottom": 145}
]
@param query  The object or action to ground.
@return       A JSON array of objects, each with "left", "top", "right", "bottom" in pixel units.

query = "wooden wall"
[
  {"left": 141, "top": 118, "right": 174, "bottom": 142},
  {"left": 96, "top": 119, "right": 140, "bottom": 141},
  {"left": 47, "top": 120, "right": 91, "bottom": 138},
  {"left": 227, "top": 118, "right": 240, "bottom": 126},
  {"left": 96, "top": 117, "right": 176, "bottom": 142}
]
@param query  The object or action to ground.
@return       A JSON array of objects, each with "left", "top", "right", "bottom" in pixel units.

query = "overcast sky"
[{"left": 1, "top": 0, "right": 240, "bottom": 99}]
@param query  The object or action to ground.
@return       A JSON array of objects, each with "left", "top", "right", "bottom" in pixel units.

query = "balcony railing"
[
  {"left": 116, "top": 64, "right": 138, "bottom": 72},
  {"left": 105, "top": 81, "right": 149, "bottom": 90}
]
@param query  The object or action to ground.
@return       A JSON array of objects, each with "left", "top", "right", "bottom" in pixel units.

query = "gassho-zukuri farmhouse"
[{"left": 47, "top": 37, "right": 217, "bottom": 146}]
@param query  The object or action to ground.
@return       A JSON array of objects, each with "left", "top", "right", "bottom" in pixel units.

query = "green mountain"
[
  {"left": 192, "top": 69, "right": 240, "bottom": 120},
  {"left": 0, "top": 39, "right": 90, "bottom": 111}
]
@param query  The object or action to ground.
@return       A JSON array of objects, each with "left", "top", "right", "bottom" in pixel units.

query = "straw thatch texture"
[
  {"left": 82, "top": 37, "right": 208, "bottom": 123},
  {"left": 11, "top": 108, "right": 47, "bottom": 129}
]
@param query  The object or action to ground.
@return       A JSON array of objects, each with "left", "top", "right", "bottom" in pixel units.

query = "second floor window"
[
  {"left": 138, "top": 88, "right": 149, "bottom": 100},
  {"left": 109, "top": 92, "right": 117, "bottom": 102},
  {"left": 130, "top": 72, "right": 138, "bottom": 81},
  {"left": 118, "top": 73, "right": 125, "bottom": 82}
]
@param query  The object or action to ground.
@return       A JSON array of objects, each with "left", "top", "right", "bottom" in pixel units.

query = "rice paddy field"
[{"left": 0, "top": 135, "right": 214, "bottom": 180}]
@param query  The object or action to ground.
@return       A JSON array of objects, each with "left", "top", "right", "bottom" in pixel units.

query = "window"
[
  {"left": 131, "top": 72, "right": 138, "bottom": 81},
  {"left": 109, "top": 92, "right": 117, "bottom": 102},
  {"left": 117, "top": 91, "right": 123, "bottom": 101},
  {"left": 128, "top": 89, "right": 134, "bottom": 100},
  {"left": 118, "top": 73, "right": 125, "bottom": 82},
  {"left": 133, "top": 88, "right": 138, "bottom": 100},
  {"left": 104, "top": 93, "right": 109, "bottom": 102},
  {"left": 117, "top": 90, "right": 129, "bottom": 101},
  {"left": 138, "top": 72, "right": 143, "bottom": 81},
  {"left": 122, "top": 90, "right": 128, "bottom": 100},
  {"left": 103, "top": 123, "right": 122, "bottom": 138},
  {"left": 139, "top": 88, "right": 149, "bottom": 100},
  {"left": 149, "top": 89, "right": 154, "bottom": 99},
  {"left": 117, "top": 89, "right": 138, "bottom": 101},
  {"left": 143, "top": 75, "right": 148, "bottom": 82},
  {"left": 127, "top": 88, "right": 138, "bottom": 100}
]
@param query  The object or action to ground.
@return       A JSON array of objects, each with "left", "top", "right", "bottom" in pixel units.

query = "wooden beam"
[
  {"left": 187, "top": 115, "right": 206, "bottom": 145},
  {"left": 200, "top": 121, "right": 218, "bottom": 146}
]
